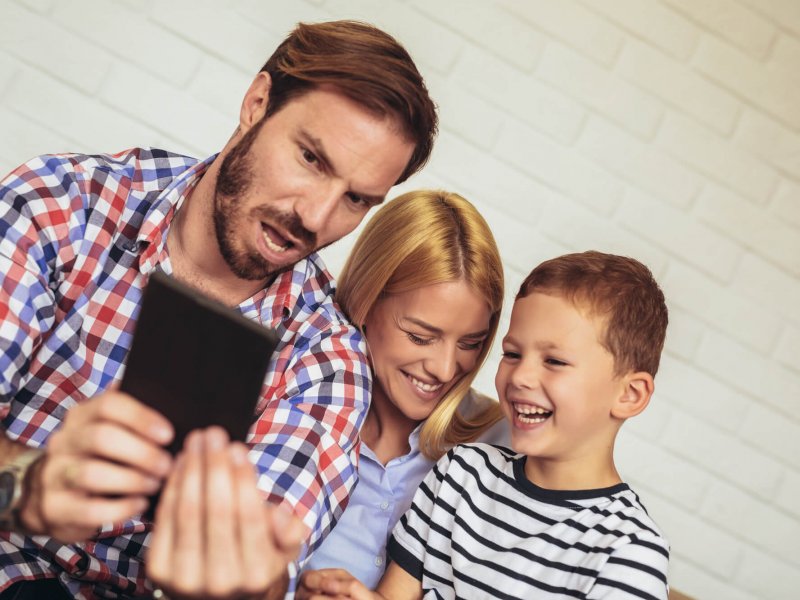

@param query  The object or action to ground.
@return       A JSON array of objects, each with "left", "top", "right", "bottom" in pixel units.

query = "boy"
[{"left": 299, "top": 251, "right": 670, "bottom": 599}]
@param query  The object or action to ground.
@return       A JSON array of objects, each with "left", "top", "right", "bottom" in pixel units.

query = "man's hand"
[
  {"left": 297, "top": 569, "right": 382, "bottom": 600},
  {"left": 16, "top": 390, "right": 174, "bottom": 541},
  {"left": 146, "top": 427, "right": 308, "bottom": 600}
]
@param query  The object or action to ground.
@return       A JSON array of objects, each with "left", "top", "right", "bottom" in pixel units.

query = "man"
[{"left": 0, "top": 20, "right": 437, "bottom": 599}]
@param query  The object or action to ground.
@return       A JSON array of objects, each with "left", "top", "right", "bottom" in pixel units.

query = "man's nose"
[{"left": 294, "top": 184, "right": 343, "bottom": 234}]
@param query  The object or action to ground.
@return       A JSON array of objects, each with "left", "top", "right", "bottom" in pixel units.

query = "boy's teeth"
[
  {"left": 409, "top": 375, "right": 442, "bottom": 393},
  {"left": 514, "top": 403, "right": 552, "bottom": 423},
  {"left": 518, "top": 413, "right": 549, "bottom": 424},
  {"left": 514, "top": 403, "right": 551, "bottom": 415}
]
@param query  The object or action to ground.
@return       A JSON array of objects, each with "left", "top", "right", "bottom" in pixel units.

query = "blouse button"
[
  {"left": 380, "top": 500, "right": 390, "bottom": 510},
  {"left": 374, "top": 556, "right": 384, "bottom": 567}
]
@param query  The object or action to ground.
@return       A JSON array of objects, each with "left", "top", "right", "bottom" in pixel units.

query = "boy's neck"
[{"left": 523, "top": 454, "right": 622, "bottom": 491}]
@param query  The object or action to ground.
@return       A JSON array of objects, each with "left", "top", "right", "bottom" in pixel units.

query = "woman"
[{"left": 302, "top": 190, "right": 507, "bottom": 587}]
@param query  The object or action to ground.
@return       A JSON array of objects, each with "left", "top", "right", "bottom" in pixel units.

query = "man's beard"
[{"left": 213, "top": 118, "right": 316, "bottom": 281}]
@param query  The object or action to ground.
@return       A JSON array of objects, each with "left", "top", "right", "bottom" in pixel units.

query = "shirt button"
[
  {"left": 380, "top": 501, "right": 390, "bottom": 510},
  {"left": 375, "top": 556, "right": 384, "bottom": 567}
]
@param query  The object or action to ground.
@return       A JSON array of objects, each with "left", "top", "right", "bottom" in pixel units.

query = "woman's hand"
[
  {"left": 297, "top": 568, "right": 381, "bottom": 600},
  {"left": 146, "top": 427, "right": 308, "bottom": 600}
]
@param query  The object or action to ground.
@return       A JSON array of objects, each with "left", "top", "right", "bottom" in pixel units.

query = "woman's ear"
[
  {"left": 611, "top": 372, "right": 654, "bottom": 420},
  {"left": 239, "top": 71, "right": 272, "bottom": 132}
]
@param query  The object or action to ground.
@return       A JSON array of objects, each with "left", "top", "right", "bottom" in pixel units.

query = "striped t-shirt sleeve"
[
  {"left": 588, "top": 534, "right": 670, "bottom": 599},
  {"left": 387, "top": 449, "right": 453, "bottom": 581}
]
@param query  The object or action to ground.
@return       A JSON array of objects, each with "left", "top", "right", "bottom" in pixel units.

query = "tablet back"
[{"left": 120, "top": 270, "right": 279, "bottom": 456}]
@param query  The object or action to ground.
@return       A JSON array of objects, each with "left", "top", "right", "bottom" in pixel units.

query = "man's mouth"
[
  {"left": 513, "top": 402, "right": 553, "bottom": 424},
  {"left": 262, "top": 223, "right": 294, "bottom": 253}
]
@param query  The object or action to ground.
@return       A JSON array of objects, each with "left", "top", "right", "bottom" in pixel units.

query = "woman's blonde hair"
[{"left": 336, "top": 190, "right": 504, "bottom": 460}]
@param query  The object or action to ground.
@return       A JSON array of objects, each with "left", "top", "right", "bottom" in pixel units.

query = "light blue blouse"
[{"left": 303, "top": 390, "right": 510, "bottom": 589}]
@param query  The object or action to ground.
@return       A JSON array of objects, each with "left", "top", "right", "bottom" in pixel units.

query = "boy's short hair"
[{"left": 517, "top": 251, "right": 668, "bottom": 377}]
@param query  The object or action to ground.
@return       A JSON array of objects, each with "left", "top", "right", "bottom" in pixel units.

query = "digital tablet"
[{"left": 120, "top": 269, "right": 279, "bottom": 457}]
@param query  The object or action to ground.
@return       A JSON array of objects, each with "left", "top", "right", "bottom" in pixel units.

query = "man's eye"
[
  {"left": 301, "top": 148, "right": 319, "bottom": 165},
  {"left": 346, "top": 192, "right": 366, "bottom": 206}
]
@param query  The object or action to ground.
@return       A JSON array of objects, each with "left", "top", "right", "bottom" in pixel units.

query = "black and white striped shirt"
[{"left": 388, "top": 444, "right": 669, "bottom": 599}]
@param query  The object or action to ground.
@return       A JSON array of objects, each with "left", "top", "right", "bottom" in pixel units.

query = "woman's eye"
[
  {"left": 459, "top": 341, "right": 483, "bottom": 351},
  {"left": 407, "top": 332, "right": 432, "bottom": 346}
]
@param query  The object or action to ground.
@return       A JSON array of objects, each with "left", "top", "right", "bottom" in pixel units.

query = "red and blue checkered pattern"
[{"left": 0, "top": 148, "right": 370, "bottom": 598}]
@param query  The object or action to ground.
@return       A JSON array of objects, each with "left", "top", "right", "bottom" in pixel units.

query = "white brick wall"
[{"left": 1, "top": 1, "right": 798, "bottom": 598}]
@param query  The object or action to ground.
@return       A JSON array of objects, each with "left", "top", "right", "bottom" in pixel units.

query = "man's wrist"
[
  {"left": 0, "top": 446, "right": 44, "bottom": 534},
  {"left": 16, "top": 451, "right": 46, "bottom": 534}
]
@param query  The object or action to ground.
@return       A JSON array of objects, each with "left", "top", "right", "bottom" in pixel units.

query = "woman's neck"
[{"left": 361, "top": 383, "right": 422, "bottom": 466}]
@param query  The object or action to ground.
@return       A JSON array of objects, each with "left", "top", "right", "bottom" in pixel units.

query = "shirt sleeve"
[
  {"left": 246, "top": 317, "right": 371, "bottom": 565},
  {"left": 587, "top": 534, "right": 670, "bottom": 600},
  {"left": 0, "top": 157, "right": 69, "bottom": 410},
  {"left": 386, "top": 448, "right": 455, "bottom": 581}
]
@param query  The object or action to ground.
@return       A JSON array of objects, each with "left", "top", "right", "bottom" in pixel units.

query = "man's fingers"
[
  {"left": 170, "top": 430, "right": 205, "bottom": 595},
  {"left": 268, "top": 502, "right": 310, "bottom": 557},
  {"left": 146, "top": 453, "right": 182, "bottom": 585},
  {"left": 52, "top": 458, "right": 161, "bottom": 496},
  {"left": 203, "top": 428, "right": 242, "bottom": 596},
  {"left": 232, "top": 441, "right": 274, "bottom": 592},
  {"left": 63, "top": 391, "right": 173, "bottom": 445},
  {"left": 52, "top": 418, "right": 172, "bottom": 479},
  {"left": 40, "top": 491, "right": 148, "bottom": 540}
]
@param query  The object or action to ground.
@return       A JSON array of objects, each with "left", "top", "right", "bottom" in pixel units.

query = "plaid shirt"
[{"left": 0, "top": 148, "right": 370, "bottom": 599}]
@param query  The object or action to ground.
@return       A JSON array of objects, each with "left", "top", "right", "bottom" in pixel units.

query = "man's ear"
[
  {"left": 239, "top": 71, "right": 272, "bottom": 132},
  {"left": 611, "top": 372, "right": 654, "bottom": 420}
]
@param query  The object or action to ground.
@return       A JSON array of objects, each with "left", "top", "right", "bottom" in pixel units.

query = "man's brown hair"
[
  {"left": 517, "top": 251, "right": 668, "bottom": 377},
  {"left": 260, "top": 20, "right": 438, "bottom": 184}
]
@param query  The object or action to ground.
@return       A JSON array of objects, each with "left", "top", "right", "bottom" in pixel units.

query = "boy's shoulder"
[
  {"left": 436, "top": 443, "right": 520, "bottom": 485},
  {"left": 448, "top": 441, "right": 518, "bottom": 464},
  {"left": 602, "top": 484, "right": 669, "bottom": 545}
]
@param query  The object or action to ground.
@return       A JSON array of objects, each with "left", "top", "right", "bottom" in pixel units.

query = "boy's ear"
[
  {"left": 611, "top": 372, "right": 654, "bottom": 420},
  {"left": 239, "top": 71, "right": 272, "bottom": 132}
]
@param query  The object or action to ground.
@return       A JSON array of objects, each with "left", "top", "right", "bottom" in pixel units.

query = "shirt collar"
[
  {"left": 238, "top": 254, "right": 325, "bottom": 327},
  {"left": 137, "top": 153, "right": 217, "bottom": 275}
]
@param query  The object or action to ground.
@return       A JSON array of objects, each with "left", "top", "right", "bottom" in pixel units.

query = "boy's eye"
[
  {"left": 501, "top": 351, "right": 520, "bottom": 360},
  {"left": 545, "top": 357, "right": 568, "bottom": 367},
  {"left": 407, "top": 332, "right": 433, "bottom": 346}
]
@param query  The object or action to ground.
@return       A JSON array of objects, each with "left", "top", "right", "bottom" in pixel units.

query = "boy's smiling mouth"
[{"left": 513, "top": 402, "right": 553, "bottom": 424}]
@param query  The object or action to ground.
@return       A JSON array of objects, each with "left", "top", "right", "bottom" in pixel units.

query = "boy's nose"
[{"left": 509, "top": 361, "right": 540, "bottom": 389}]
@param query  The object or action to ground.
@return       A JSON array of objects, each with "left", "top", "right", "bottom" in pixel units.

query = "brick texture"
[{"left": 2, "top": 1, "right": 799, "bottom": 597}]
